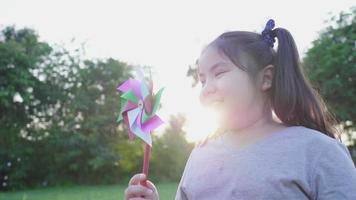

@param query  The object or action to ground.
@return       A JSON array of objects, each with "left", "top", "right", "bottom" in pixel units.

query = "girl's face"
[{"left": 197, "top": 46, "right": 267, "bottom": 131}]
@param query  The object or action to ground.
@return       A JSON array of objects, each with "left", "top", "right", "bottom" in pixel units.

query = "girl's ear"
[{"left": 260, "top": 64, "right": 274, "bottom": 91}]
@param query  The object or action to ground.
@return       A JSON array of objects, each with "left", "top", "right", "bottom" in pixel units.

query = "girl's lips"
[{"left": 209, "top": 99, "right": 224, "bottom": 108}]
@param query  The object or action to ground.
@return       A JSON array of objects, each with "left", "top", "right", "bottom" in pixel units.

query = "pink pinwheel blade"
[
  {"left": 144, "top": 95, "right": 153, "bottom": 114},
  {"left": 141, "top": 115, "right": 164, "bottom": 133},
  {"left": 124, "top": 101, "right": 137, "bottom": 111},
  {"left": 117, "top": 79, "right": 143, "bottom": 99}
]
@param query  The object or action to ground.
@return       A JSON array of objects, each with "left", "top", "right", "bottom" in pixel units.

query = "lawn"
[{"left": 0, "top": 182, "right": 178, "bottom": 200}]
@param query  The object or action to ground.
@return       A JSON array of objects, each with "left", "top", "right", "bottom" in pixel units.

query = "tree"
[
  {"left": 0, "top": 26, "right": 134, "bottom": 190},
  {"left": 0, "top": 25, "right": 194, "bottom": 190},
  {"left": 303, "top": 7, "right": 356, "bottom": 146},
  {"left": 150, "top": 114, "right": 194, "bottom": 182},
  {"left": 0, "top": 27, "right": 53, "bottom": 190}
]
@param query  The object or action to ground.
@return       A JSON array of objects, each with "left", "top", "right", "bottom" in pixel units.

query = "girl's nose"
[{"left": 201, "top": 81, "right": 217, "bottom": 98}]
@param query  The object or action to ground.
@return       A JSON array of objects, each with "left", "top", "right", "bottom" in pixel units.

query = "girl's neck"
[{"left": 223, "top": 111, "right": 287, "bottom": 150}]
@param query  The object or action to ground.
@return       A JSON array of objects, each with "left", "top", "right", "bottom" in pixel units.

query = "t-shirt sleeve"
[
  {"left": 175, "top": 149, "right": 195, "bottom": 200},
  {"left": 312, "top": 140, "right": 356, "bottom": 200}
]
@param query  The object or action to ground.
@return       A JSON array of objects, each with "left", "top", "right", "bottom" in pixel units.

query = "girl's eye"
[{"left": 215, "top": 71, "right": 227, "bottom": 77}]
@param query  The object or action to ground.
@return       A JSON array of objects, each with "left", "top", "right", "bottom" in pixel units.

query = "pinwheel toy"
[{"left": 116, "top": 67, "right": 164, "bottom": 185}]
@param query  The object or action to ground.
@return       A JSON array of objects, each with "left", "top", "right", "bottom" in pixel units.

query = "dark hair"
[{"left": 204, "top": 27, "right": 339, "bottom": 139}]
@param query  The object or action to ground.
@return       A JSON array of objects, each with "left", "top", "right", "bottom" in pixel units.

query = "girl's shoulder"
[
  {"left": 194, "top": 127, "right": 227, "bottom": 148},
  {"left": 281, "top": 126, "right": 352, "bottom": 159},
  {"left": 193, "top": 126, "right": 351, "bottom": 160},
  {"left": 194, "top": 125, "right": 341, "bottom": 148},
  {"left": 285, "top": 126, "right": 343, "bottom": 145},
  {"left": 194, "top": 133, "right": 224, "bottom": 150}
]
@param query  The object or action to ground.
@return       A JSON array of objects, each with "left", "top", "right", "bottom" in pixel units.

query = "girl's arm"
[
  {"left": 312, "top": 140, "right": 356, "bottom": 199},
  {"left": 175, "top": 177, "right": 189, "bottom": 200},
  {"left": 175, "top": 148, "right": 196, "bottom": 200}
]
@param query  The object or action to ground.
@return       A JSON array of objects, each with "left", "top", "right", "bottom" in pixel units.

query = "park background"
[{"left": 0, "top": 0, "right": 355, "bottom": 199}]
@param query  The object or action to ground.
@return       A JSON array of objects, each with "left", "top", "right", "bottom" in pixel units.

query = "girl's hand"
[{"left": 124, "top": 173, "right": 159, "bottom": 200}]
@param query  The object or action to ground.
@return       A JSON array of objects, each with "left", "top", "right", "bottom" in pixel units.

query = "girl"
[{"left": 124, "top": 19, "right": 356, "bottom": 200}]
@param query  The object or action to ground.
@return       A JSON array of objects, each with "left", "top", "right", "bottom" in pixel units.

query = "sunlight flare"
[{"left": 184, "top": 105, "right": 220, "bottom": 143}]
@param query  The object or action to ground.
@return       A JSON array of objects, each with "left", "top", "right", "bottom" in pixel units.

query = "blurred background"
[{"left": 0, "top": 0, "right": 355, "bottom": 199}]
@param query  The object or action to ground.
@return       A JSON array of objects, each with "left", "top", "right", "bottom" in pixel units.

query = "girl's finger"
[
  {"left": 145, "top": 180, "right": 157, "bottom": 193},
  {"left": 128, "top": 173, "right": 146, "bottom": 186},
  {"left": 125, "top": 185, "right": 154, "bottom": 198}
]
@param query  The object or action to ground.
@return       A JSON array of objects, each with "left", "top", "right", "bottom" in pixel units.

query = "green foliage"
[
  {"left": 304, "top": 7, "right": 356, "bottom": 125},
  {"left": 303, "top": 7, "right": 356, "bottom": 162},
  {"left": 0, "top": 26, "right": 129, "bottom": 190},
  {"left": 0, "top": 26, "right": 193, "bottom": 191},
  {"left": 0, "top": 26, "right": 53, "bottom": 190},
  {"left": 150, "top": 114, "right": 194, "bottom": 182}
]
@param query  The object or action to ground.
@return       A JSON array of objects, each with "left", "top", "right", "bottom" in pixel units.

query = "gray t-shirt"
[{"left": 175, "top": 126, "right": 356, "bottom": 200}]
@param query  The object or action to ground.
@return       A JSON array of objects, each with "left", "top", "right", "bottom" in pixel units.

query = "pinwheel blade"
[
  {"left": 131, "top": 123, "right": 152, "bottom": 146},
  {"left": 121, "top": 90, "right": 139, "bottom": 103},
  {"left": 140, "top": 80, "right": 150, "bottom": 100},
  {"left": 151, "top": 87, "right": 164, "bottom": 115},
  {"left": 142, "top": 115, "right": 164, "bottom": 133},
  {"left": 132, "top": 111, "right": 152, "bottom": 146},
  {"left": 117, "top": 79, "right": 143, "bottom": 99},
  {"left": 127, "top": 107, "right": 141, "bottom": 128},
  {"left": 117, "top": 99, "right": 137, "bottom": 122}
]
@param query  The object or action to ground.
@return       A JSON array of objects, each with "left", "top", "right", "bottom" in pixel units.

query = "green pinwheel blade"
[
  {"left": 117, "top": 98, "right": 128, "bottom": 122},
  {"left": 121, "top": 90, "right": 139, "bottom": 103},
  {"left": 142, "top": 107, "right": 150, "bottom": 123},
  {"left": 141, "top": 87, "right": 164, "bottom": 123},
  {"left": 117, "top": 90, "right": 139, "bottom": 122},
  {"left": 151, "top": 87, "right": 164, "bottom": 115},
  {"left": 117, "top": 114, "right": 123, "bottom": 122}
]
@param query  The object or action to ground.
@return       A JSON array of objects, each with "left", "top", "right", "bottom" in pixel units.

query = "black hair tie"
[{"left": 261, "top": 19, "right": 276, "bottom": 48}]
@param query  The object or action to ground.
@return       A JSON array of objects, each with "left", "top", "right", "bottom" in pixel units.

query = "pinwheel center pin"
[{"left": 138, "top": 99, "right": 144, "bottom": 110}]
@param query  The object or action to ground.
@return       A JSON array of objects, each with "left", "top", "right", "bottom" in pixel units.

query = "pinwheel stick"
[{"left": 140, "top": 143, "right": 151, "bottom": 186}]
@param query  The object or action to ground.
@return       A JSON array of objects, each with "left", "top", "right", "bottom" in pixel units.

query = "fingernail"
[{"left": 148, "top": 189, "right": 153, "bottom": 194}]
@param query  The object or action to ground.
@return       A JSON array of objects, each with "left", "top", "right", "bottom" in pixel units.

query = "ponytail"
[{"left": 272, "top": 28, "right": 339, "bottom": 139}]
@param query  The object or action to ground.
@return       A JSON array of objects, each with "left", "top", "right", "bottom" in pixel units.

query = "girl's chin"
[{"left": 217, "top": 112, "right": 231, "bottom": 125}]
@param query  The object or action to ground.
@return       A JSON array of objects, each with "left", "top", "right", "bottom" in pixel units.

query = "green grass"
[{"left": 0, "top": 182, "right": 178, "bottom": 200}]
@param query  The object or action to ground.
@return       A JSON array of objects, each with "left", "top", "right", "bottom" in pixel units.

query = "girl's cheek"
[{"left": 220, "top": 85, "right": 250, "bottom": 123}]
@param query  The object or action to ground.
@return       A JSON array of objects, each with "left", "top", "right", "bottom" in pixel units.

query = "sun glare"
[{"left": 184, "top": 105, "right": 220, "bottom": 143}]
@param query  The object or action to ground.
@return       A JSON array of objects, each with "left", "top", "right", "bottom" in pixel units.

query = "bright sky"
[{"left": 1, "top": 0, "right": 353, "bottom": 142}]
